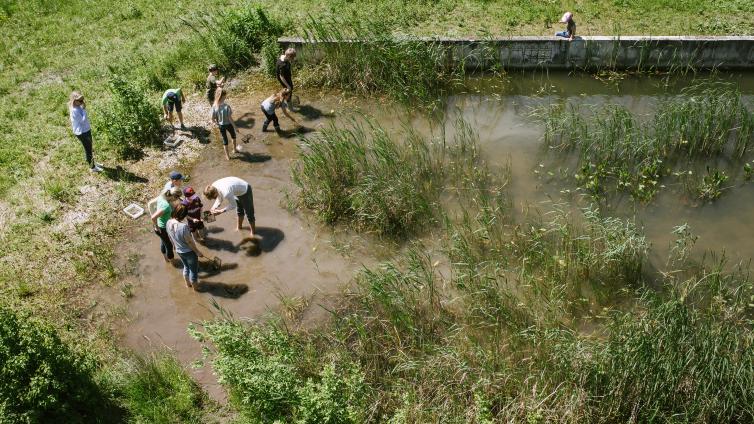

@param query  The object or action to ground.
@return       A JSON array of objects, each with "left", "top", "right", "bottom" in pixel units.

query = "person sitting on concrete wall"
[{"left": 556, "top": 12, "right": 576, "bottom": 41}]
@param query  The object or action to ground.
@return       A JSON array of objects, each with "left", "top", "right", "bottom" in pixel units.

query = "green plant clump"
[
  {"left": 190, "top": 318, "right": 367, "bottom": 423},
  {"left": 94, "top": 71, "right": 162, "bottom": 160},
  {"left": 0, "top": 306, "right": 112, "bottom": 423},
  {"left": 111, "top": 354, "right": 208, "bottom": 424}
]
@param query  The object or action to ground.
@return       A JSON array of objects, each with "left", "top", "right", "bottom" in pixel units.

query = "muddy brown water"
[{"left": 117, "top": 72, "right": 754, "bottom": 401}]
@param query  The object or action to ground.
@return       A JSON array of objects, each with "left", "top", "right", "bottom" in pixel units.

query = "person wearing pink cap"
[{"left": 556, "top": 12, "right": 576, "bottom": 41}]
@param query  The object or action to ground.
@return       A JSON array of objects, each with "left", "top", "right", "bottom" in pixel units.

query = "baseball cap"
[
  {"left": 183, "top": 186, "right": 196, "bottom": 197},
  {"left": 169, "top": 171, "right": 183, "bottom": 181}
]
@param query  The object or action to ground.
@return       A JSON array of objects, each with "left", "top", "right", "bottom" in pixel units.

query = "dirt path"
[{"left": 113, "top": 92, "right": 371, "bottom": 402}]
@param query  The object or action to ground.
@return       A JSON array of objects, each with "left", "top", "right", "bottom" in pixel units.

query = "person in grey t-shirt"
[
  {"left": 166, "top": 204, "right": 206, "bottom": 290},
  {"left": 211, "top": 88, "right": 240, "bottom": 160}
]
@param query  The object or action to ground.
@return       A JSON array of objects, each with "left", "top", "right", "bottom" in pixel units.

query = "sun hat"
[
  {"left": 560, "top": 12, "right": 573, "bottom": 23},
  {"left": 183, "top": 186, "right": 195, "bottom": 197},
  {"left": 167, "top": 91, "right": 177, "bottom": 101},
  {"left": 169, "top": 171, "right": 183, "bottom": 181}
]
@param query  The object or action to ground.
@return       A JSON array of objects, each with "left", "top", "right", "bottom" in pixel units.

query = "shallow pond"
[{"left": 117, "top": 71, "right": 754, "bottom": 399}]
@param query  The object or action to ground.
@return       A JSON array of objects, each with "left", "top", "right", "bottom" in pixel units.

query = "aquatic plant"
[
  {"left": 291, "top": 118, "right": 498, "bottom": 238},
  {"left": 538, "top": 83, "right": 754, "bottom": 201}
]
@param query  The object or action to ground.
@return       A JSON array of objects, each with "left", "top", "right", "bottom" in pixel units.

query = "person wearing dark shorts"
[
  {"left": 68, "top": 91, "right": 103, "bottom": 172},
  {"left": 150, "top": 187, "right": 182, "bottom": 261},
  {"left": 276, "top": 47, "right": 296, "bottom": 104},
  {"left": 206, "top": 64, "right": 224, "bottom": 105},
  {"left": 162, "top": 88, "right": 186, "bottom": 129},
  {"left": 211, "top": 88, "right": 240, "bottom": 160},
  {"left": 204, "top": 176, "right": 256, "bottom": 237}
]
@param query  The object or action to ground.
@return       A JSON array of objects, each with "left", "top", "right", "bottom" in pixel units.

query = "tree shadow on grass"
[
  {"left": 195, "top": 281, "right": 249, "bottom": 298},
  {"left": 101, "top": 165, "right": 148, "bottom": 183}
]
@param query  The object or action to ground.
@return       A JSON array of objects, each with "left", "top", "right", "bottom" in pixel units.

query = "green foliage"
[
  {"left": 0, "top": 306, "right": 112, "bottom": 423},
  {"left": 261, "top": 37, "right": 281, "bottom": 77},
  {"left": 191, "top": 318, "right": 368, "bottom": 423},
  {"left": 94, "top": 71, "right": 162, "bottom": 160},
  {"left": 112, "top": 354, "right": 207, "bottom": 424},
  {"left": 539, "top": 83, "right": 753, "bottom": 201},
  {"left": 300, "top": 17, "right": 464, "bottom": 106},
  {"left": 292, "top": 119, "right": 490, "bottom": 237}
]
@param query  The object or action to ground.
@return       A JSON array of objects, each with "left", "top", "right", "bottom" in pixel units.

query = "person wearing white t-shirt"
[
  {"left": 68, "top": 91, "right": 103, "bottom": 172},
  {"left": 204, "top": 176, "right": 256, "bottom": 237}
]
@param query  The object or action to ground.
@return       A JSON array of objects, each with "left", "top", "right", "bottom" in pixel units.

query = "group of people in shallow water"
[
  {"left": 66, "top": 47, "right": 300, "bottom": 171},
  {"left": 65, "top": 47, "right": 301, "bottom": 290},
  {"left": 148, "top": 172, "right": 257, "bottom": 290}
]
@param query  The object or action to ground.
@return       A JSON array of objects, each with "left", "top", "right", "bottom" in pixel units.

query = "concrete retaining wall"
[{"left": 279, "top": 36, "right": 754, "bottom": 70}]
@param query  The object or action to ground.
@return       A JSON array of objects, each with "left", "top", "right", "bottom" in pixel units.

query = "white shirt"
[
  {"left": 70, "top": 106, "right": 91, "bottom": 135},
  {"left": 211, "top": 177, "right": 249, "bottom": 211}
]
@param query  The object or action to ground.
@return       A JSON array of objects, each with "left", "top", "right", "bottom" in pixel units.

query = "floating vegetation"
[{"left": 537, "top": 83, "right": 754, "bottom": 201}]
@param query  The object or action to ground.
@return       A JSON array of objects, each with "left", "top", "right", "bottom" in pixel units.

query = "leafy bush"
[
  {"left": 112, "top": 354, "right": 207, "bottom": 424},
  {"left": 191, "top": 319, "right": 368, "bottom": 423},
  {"left": 94, "top": 71, "right": 162, "bottom": 160},
  {"left": 0, "top": 306, "right": 111, "bottom": 423},
  {"left": 261, "top": 37, "right": 280, "bottom": 77}
]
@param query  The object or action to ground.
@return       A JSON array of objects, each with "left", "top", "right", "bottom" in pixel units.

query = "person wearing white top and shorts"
[{"left": 204, "top": 176, "right": 256, "bottom": 237}]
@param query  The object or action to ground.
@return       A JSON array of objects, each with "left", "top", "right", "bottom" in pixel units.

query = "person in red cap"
[{"left": 181, "top": 186, "right": 206, "bottom": 241}]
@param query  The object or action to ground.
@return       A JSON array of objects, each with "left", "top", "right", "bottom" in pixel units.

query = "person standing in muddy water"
[
  {"left": 181, "top": 186, "right": 206, "bottom": 242},
  {"left": 68, "top": 91, "right": 104, "bottom": 173},
  {"left": 276, "top": 47, "right": 296, "bottom": 105},
  {"left": 204, "top": 176, "right": 256, "bottom": 238},
  {"left": 167, "top": 204, "right": 206, "bottom": 290},
  {"left": 260, "top": 89, "right": 298, "bottom": 132},
  {"left": 212, "top": 88, "right": 241, "bottom": 160},
  {"left": 150, "top": 187, "right": 182, "bottom": 262},
  {"left": 206, "top": 64, "right": 224, "bottom": 105},
  {"left": 163, "top": 170, "right": 184, "bottom": 194}
]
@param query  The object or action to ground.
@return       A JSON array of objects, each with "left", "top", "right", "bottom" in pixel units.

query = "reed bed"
[
  {"left": 291, "top": 117, "right": 501, "bottom": 238},
  {"left": 538, "top": 84, "right": 754, "bottom": 201},
  {"left": 298, "top": 18, "right": 465, "bottom": 107}
]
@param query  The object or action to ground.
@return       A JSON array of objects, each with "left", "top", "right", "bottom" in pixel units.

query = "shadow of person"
[
  {"left": 101, "top": 165, "right": 148, "bottom": 183},
  {"left": 276, "top": 126, "right": 315, "bottom": 139},
  {"left": 234, "top": 112, "right": 255, "bottom": 129},
  {"left": 205, "top": 226, "right": 225, "bottom": 234},
  {"left": 237, "top": 227, "right": 284, "bottom": 256},
  {"left": 202, "top": 237, "right": 240, "bottom": 252},
  {"left": 199, "top": 261, "right": 239, "bottom": 277},
  {"left": 188, "top": 126, "right": 212, "bottom": 144},
  {"left": 295, "top": 104, "right": 324, "bottom": 120},
  {"left": 235, "top": 152, "right": 272, "bottom": 163},
  {"left": 195, "top": 281, "right": 249, "bottom": 298}
]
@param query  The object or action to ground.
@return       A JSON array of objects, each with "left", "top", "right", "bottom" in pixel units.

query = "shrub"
[
  {"left": 0, "top": 306, "right": 111, "bottom": 423},
  {"left": 113, "top": 354, "right": 207, "bottom": 424},
  {"left": 191, "top": 319, "right": 368, "bottom": 423},
  {"left": 94, "top": 71, "right": 162, "bottom": 160},
  {"left": 261, "top": 36, "right": 280, "bottom": 77}
]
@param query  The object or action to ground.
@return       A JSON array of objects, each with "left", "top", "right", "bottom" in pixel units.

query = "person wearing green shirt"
[
  {"left": 150, "top": 187, "right": 182, "bottom": 261},
  {"left": 162, "top": 88, "right": 186, "bottom": 130}
]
